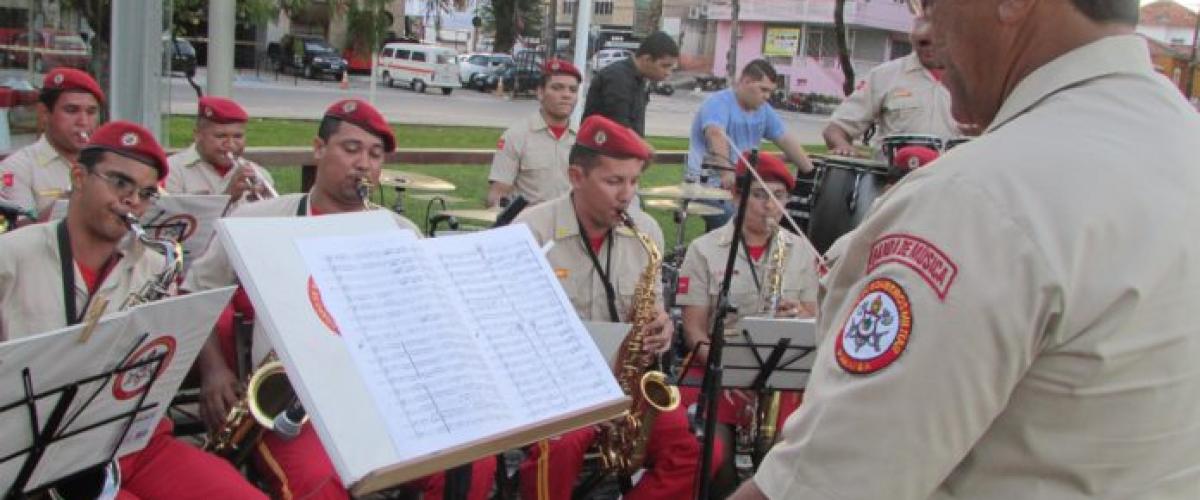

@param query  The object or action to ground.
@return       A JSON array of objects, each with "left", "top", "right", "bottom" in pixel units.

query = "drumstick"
[{"left": 714, "top": 128, "right": 829, "bottom": 270}]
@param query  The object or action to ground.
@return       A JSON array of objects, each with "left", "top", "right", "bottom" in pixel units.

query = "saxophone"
[
  {"left": 204, "top": 353, "right": 302, "bottom": 464},
  {"left": 760, "top": 218, "right": 788, "bottom": 318},
  {"left": 119, "top": 213, "right": 184, "bottom": 309},
  {"left": 596, "top": 212, "right": 681, "bottom": 476},
  {"left": 741, "top": 220, "right": 790, "bottom": 464}
]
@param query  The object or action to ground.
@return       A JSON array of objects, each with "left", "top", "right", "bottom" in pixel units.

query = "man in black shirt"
[{"left": 582, "top": 31, "right": 679, "bottom": 136}]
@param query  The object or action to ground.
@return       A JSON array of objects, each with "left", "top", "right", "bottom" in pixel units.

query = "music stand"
[
  {"left": 678, "top": 317, "right": 816, "bottom": 393},
  {"left": 0, "top": 334, "right": 166, "bottom": 499}
]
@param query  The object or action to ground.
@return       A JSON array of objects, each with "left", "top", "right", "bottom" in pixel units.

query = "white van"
[{"left": 377, "top": 43, "right": 462, "bottom": 95}]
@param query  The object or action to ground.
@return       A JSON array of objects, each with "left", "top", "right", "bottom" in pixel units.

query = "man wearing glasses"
[
  {"left": 733, "top": 0, "right": 1200, "bottom": 498},
  {"left": 0, "top": 121, "right": 265, "bottom": 498}
]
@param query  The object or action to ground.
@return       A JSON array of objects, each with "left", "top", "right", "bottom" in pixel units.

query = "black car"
[
  {"left": 167, "top": 38, "right": 197, "bottom": 77},
  {"left": 269, "top": 35, "right": 346, "bottom": 81},
  {"left": 478, "top": 63, "right": 543, "bottom": 94}
]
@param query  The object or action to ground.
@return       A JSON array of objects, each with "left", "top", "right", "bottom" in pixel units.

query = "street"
[{"left": 163, "top": 69, "right": 830, "bottom": 143}]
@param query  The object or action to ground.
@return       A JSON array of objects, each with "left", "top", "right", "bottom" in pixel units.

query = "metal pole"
[
  {"left": 570, "top": 0, "right": 594, "bottom": 128},
  {"left": 110, "top": 0, "right": 163, "bottom": 137},
  {"left": 207, "top": 0, "right": 236, "bottom": 97}
]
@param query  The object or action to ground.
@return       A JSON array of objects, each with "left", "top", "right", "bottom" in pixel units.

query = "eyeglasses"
[
  {"left": 750, "top": 188, "right": 789, "bottom": 202},
  {"left": 89, "top": 170, "right": 161, "bottom": 203}
]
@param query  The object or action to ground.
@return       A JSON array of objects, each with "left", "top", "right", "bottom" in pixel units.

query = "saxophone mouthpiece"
[
  {"left": 78, "top": 131, "right": 90, "bottom": 143},
  {"left": 121, "top": 212, "right": 138, "bottom": 228}
]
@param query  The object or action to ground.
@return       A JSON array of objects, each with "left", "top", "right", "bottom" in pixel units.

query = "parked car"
[
  {"left": 591, "top": 48, "right": 631, "bottom": 71},
  {"left": 477, "top": 62, "right": 543, "bottom": 94},
  {"left": 458, "top": 53, "right": 513, "bottom": 88},
  {"left": 268, "top": 34, "right": 346, "bottom": 81},
  {"left": 6, "top": 30, "right": 90, "bottom": 72},
  {"left": 377, "top": 43, "right": 461, "bottom": 95},
  {"left": 166, "top": 38, "right": 197, "bottom": 77}
]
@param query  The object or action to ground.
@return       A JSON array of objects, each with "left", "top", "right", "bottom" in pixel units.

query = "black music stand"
[{"left": 0, "top": 335, "right": 166, "bottom": 499}]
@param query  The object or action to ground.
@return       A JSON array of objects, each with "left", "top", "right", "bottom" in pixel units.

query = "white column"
[
  {"left": 109, "top": 0, "right": 163, "bottom": 138},
  {"left": 207, "top": 0, "right": 236, "bottom": 97}
]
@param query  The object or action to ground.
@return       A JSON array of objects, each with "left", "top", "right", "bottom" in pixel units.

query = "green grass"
[
  {"left": 265, "top": 163, "right": 711, "bottom": 245},
  {"left": 166, "top": 116, "right": 775, "bottom": 152}
]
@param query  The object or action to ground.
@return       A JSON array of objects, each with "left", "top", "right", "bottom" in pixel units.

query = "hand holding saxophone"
[{"left": 641, "top": 307, "right": 674, "bottom": 354}]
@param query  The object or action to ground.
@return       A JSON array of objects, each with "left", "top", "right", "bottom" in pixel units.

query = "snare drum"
[{"left": 806, "top": 155, "right": 889, "bottom": 255}]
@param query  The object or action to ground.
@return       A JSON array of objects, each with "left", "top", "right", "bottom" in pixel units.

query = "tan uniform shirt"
[
  {"left": 676, "top": 222, "right": 819, "bottom": 331},
  {"left": 182, "top": 192, "right": 421, "bottom": 363},
  {"left": 488, "top": 112, "right": 576, "bottom": 205},
  {"left": 830, "top": 53, "right": 959, "bottom": 149},
  {"left": 165, "top": 144, "right": 275, "bottom": 196},
  {"left": 515, "top": 193, "right": 663, "bottom": 322},
  {"left": 755, "top": 35, "right": 1200, "bottom": 499},
  {"left": 0, "top": 136, "right": 74, "bottom": 217},
  {"left": 0, "top": 221, "right": 162, "bottom": 341}
]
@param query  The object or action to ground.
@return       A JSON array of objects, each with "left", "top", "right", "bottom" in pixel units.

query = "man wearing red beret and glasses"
[
  {"left": 487, "top": 59, "right": 582, "bottom": 208},
  {"left": 0, "top": 68, "right": 104, "bottom": 226},
  {"left": 0, "top": 120, "right": 266, "bottom": 499},
  {"left": 674, "top": 152, "right": 820, "bottom": 496},
  {"left": 166, "top": 96, "right": 276, "bottom": 203},
  {"left": 514, "top": 115, "right": 720, "bottom": 500},
  {"left": 183, "top": 99, "right": 495, "bottom": 500}
]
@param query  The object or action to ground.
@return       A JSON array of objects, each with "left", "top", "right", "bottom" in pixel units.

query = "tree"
[
  {"left": 341, "top": 0, "right": 394, "bottom": 57},
  {"left": 477, "top": 0, "right": 544, "bottom": 53}
]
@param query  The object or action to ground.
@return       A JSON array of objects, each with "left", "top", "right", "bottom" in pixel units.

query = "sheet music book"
[
  {"left": 0, "top": 288, "right": 234, "bottom": 493},
  {"left": 47, "top": 195, "right": 230, "bottom": 272},
  {"left": 217, "top": 212, "right": 629, "bottom": 496}
]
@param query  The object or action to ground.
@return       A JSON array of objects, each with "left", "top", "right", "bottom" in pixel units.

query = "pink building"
[{"left": 708, "top": 0, "right": 916, "bottom": 97}]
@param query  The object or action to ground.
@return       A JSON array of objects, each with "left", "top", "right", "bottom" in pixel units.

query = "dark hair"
[
  {"left": 78, "top": 148, "right": 104, "bottom": 170},
  {"left": 636, "top": 31, "right": 680, "bottom": 60},
  {"left": 38, "top": 88, "right": 64, "bottom": 110},
  {"left": 740, "top": 59, "right": 778, "bottom": 83},
  {"left": 569, "top": 145, "right": 652, "bottom": 170},
  {"left": 317, "top": 116, "right": 344, "bottom": 142},
  {"left": 1069, "top": 0, "right": 1137, "bottom": 24}
]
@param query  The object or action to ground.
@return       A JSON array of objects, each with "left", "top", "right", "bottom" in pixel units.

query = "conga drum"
[{"left": 806, "top": 155, "right": 889, "bottom": 255}]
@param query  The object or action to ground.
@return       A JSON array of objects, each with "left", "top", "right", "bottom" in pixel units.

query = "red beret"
[
  {"left": 736, "top": 152, "right": 795, "bottom": 191},
  {"left": 42, "top": 68, "right": 105, "bottom": 104},
  {"left": 543, "top": 59, "right": 581, "bottom": 82},
  {"left": 576, "top": 115, "right": 650, "bottom": 161},
  {"left": 324, "top": 99, "right": 395, "bottom": 152},
  {"left": 893, "top": 145, "right": 939, "bottom": 171},
  {"left": 198, "top": 96, "right": 249, "bottom": 124},
  {"left": 83, "top": 121, "right": 170, "bottom": 181}
]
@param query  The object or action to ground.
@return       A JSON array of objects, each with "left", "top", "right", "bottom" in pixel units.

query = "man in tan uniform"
[
  {"left": 822, "top": 17, "right": 959, "bottom": 156},
  {"left": 165, "top": 96, "right": 275, "bottom": 201},
  {"left": 733, "top": 0, "right": 1200, "bottom": 498},
  {"left": 515, "top": 115, "right": 716, "bottom": 500},
  {"left": 183, "top": 98, "right": 494, "bottom": 500},
  {"left": 0, "top": 68, "right": 103, "bottom": 222},
  {"left": 487, "top": 59, "right": 581, "bottom": 207},
  {"left": 0, "top": 121, "right": 266, "bottom": 499}
]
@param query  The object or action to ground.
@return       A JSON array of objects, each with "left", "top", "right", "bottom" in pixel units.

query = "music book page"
[{"left": 220, "top": 213, "right": 627, "bottom": 495}]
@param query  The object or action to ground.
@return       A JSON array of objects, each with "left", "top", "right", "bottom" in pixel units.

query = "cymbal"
[
  {"left": 441, "top": 208, "right": 501, "bottom": 224},
  {"left": 408, "top": 193, "right": 467, "bottom": 204},
  {"left": 643, "top": 199, "right": 724, "bottom": 217},
  {"left": 639, "top": 183, "right": 731, "bottom": 201},
  {"left": 377, "top": 170, "right": 456, "bottom": 191}
]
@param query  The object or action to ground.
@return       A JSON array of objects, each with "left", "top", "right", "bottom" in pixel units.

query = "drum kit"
[{"left": 788, "top": 134, "right": 971, "bottom": 254}]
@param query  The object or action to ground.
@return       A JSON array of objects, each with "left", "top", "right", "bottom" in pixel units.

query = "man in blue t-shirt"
[{"left": 686, "top": 60, "right": 814, "bottom": 230}]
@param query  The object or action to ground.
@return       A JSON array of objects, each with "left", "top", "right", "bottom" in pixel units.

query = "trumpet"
[{"left": 226, "top": 152, "right": 277, "bottom": 201}]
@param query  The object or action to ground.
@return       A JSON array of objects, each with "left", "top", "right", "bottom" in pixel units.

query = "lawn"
[
  {"left": 264, "top": 162, "right": 713, "bottom": 248},
  {"left": 167, "top": 116, "right": 761, "bottom": 153}
]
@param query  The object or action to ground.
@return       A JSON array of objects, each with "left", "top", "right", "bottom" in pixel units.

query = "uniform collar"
[
  {"left": 31, "top": 135, "right": 70, "bottom": 168},
  {"left": 550, "top": 193, "right": 634, "bottom": 241},
  {"left": 987, "top": 35, "right": 1151, "bottom": 134},
  {"left": 900, "top": 53, "right": 926, "bottom": 74},
  {"left": 529, "top": 111, "right": 578, "bottom": 135},
  {"left": 713, "top": 221, "right": 739, "bottom": 247}
]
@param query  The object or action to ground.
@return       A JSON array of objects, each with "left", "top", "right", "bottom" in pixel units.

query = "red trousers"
[
  {"left": 116, "top": 419, "right": 265, "bottom": 499},
  {"left": 518, "top": 405, "right": 722, "bottom": 500},
  {"left": 254, "top": 421, "right": 496, "bottom": 500}
]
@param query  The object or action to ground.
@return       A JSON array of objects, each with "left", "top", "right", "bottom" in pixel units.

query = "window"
[
  {"left": 396, "top": 49, "right": 411, "bottom": 60},
  {"left": 412, "top": 51, "right": 427, "bottom": 62},
  {"left": 595, "top": 1, "right": 613, "bottom": 14},
  {"left": 382, "top": 48, "right": 395, "bottom": 58},
  {"left": 436, "top": 52, "right": 455, "bottom": 64},
  {"left": 564, "top": 0, "right": 575, "bottom": 14},
  {"left": 469, "top": 55, "right": 487, "bottom": 65}
]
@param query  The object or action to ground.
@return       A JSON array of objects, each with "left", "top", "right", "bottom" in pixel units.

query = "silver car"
[{"left": 459, "top": 53, "right": 514, "bottom": 88}]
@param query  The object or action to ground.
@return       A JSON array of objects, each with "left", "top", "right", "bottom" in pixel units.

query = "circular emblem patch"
[
  {"left": 594, "top": 131, "right": 607, "bottom": 145},
  {"left": 835, "top": 278, "right": 912, "bottom": 374},
  {"left": 906, "top": 156, "right": 921, "bottom": 170},
  {"left": 550, "top": 61, "right": 561, "bottom": 71},
  {"left": 113, "top": 336, "right": 177, "bottom": 400},
  {"left": 204, "top": 106, "right": 213, "bottom": 118},
  {"left": 343, "top": 101, "right": 357, "bottom": 113},
  {"left": 121, "top": 132, "right": 138, "bottom": 146},
  {"left": 53, "top": 73, "right": 64, "bottom": 86}
]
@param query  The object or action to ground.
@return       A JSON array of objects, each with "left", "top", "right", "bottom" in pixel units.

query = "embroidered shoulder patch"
[
  {"left": 497, "top": 137, "right": 506, "bottom": 150},
  {"left": 677, "top": 276, "right": 689, "bottom": 295},
  {"left": 835, "top": 278, "right": 912, "bottom": 374},
  {"left": 867, "top": 234, "right": 958, "bottom": 300}
]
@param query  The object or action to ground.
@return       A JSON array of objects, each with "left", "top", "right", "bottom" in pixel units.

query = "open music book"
[{"left": 216, "top": 212, "right": 629, "bottom": 496}]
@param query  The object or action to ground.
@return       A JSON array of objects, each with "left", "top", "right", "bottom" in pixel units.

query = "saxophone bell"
[{"left": 205, "top": 356, "right": 307, "bottom": 463}]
